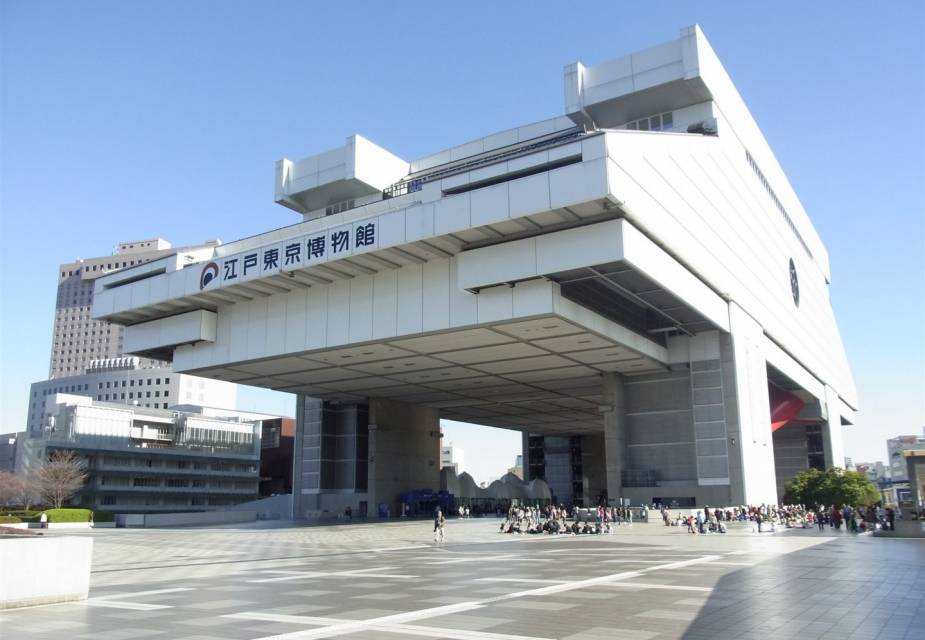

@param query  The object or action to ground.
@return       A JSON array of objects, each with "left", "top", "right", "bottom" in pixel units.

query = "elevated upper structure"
[{"left": 92, "top": 26, "right": 857, "bottom": 512}]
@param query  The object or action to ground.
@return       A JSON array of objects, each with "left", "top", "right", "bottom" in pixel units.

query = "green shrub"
[
  {"left": 93, "top": 510, "right": 115, "bottom": 522},
  {"left": 44, "top": 508, "right": 94, "bottom": 523},
  {"left": 2, "top": 510, "right": 41, "bottom": 522},
  {"left": 0, "top": 515, "right": 22, "bottom": 524}
]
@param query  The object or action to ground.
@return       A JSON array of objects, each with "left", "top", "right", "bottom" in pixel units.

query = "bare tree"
[
  {"left": 0, "top": 471, "right": 21, "bottom": 507},
  {"left": 35, "top": 450, "right": 88, "bottom": 509},
  {"left": 10, "top": 470, "right": 40, "bottom": 511}
]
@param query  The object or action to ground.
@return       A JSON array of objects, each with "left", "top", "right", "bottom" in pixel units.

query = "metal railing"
[{"left": 383, "top": 128, "right": 585, "bottom": 199}]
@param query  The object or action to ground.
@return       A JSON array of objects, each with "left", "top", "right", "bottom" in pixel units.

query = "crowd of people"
[
  {"left": 426, "top": 499, "right": 903, "bottom": 543},
  {"left": 658, "top": 503, "right": 899, "bottom": 534},
  {"left": 497, "top": 504, "right": 645, "bottom": 535},
  {"left": 812, "top": 504, "right": 897, "bottom": 532}
]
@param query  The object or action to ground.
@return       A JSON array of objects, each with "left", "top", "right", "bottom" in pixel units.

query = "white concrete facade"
[
  {"left": 26, "top": 360, "right": 237, "bottom": 436},
  {"left": 91, "top": 26, "right": 857, "bottom": 510},
  {"left": 19, "top": 394, "right": 260, "bottom": 512}
]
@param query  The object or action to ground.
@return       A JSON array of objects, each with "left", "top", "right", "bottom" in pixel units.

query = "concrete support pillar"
[
  {"left": 368, "top": 398, "right": 440, "bottom": 517},
  {"left": 907, "top": 454, "right": 924, "bottom": 517},
  {"left": 521, "top": 432, "right": 531, "bottom": 482},
  {"left": 291, "top": 395, "right": 323, "bottom": 520},
  {"left": 601, "top": 372, "right": 626, "bottom": 505},
  {"left": 822, "top": 385, "right": 845, "bottom": 469},
  {"left": 726, "top": 302, "right": 778, "bottom": 505},
  {"left": 581, "top": 434, "right": 607, "bottom": 506}
]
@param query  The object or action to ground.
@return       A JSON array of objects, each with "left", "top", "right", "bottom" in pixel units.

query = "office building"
[
  {"left": 169, "top": 404, "right": 296, "bottom": 496},
  {"left": 440, "top": 442, "right": 465, "bottom": 475},
  {"left": 17, "top": 394, "right": 260, "bottom": 512},
  {"left": 0, "top": 433, "right": 20, "bottom": 473},
  {"left": 49, "top": 238, "right": 220, "bottom": 378},
  {"left": 26, "top": 357, "right": 236, "bottom": 435},
  {"left": 887, "top": 434, "right": 925, "bottom": 483}
]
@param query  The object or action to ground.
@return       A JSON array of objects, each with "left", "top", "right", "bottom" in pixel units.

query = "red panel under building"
[{"left": 768, "top": 384, "right": 806, "bottom": 432}]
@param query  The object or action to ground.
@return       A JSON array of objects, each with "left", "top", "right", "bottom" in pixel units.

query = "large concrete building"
[
  {"left": 49, "top": 238, "right": 220, "bottom": 378},
  {"left": 17, "top": 394, "right": 261, "bottom": 512},
  {"left": 0, "top": 433, "right": 20, "bottom": 473},
  {"left": 26, "top": 357, "right": 237, "bottom": 435},
  {"left": 91, "top": 26, "right": 857, "bottom": 515},
  {"left": 887, "top": 434, "right": 925, "bottom": 483}
]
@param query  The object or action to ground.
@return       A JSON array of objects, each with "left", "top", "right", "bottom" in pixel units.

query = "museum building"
[{"left": 91, "top": 26, "right": 857, "bottom": 515}]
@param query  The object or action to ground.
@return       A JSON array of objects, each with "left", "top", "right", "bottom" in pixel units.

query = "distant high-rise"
[
  {"left": 440, "top": 443, "right": 465, "bottom": 475},
  {"left": 49, "top": 238, "right": 220, "bottom": 378},
  {"left": 887, "top": 435, "right": 925, "bottom": 482}
]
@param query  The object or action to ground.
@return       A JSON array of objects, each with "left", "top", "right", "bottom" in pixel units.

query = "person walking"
[
  {"left": 40, "top": 512, "right": 48, "bottom": 529},
  {"left": 434, "top": 508, "right": 446, "bottom": 544}
]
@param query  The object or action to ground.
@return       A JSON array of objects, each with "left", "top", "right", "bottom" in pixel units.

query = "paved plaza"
[{"left": 1, "top": 519, "right": 923, "bottom": 640}]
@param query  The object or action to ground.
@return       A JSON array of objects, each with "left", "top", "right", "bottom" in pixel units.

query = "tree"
[
  {"left": 784, "top": 467, "right": 880, "bottom": 508},
  {"left": 6, "top": 469, "right": 41, "bottom": 510},
  {"left": 0, "top": 471, "right": 22, "bottom": 506},
  {"left": 35, "top": 450, "right": 88, "bottom": 509}
]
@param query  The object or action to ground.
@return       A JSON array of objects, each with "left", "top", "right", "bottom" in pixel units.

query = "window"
[{"left": 625, "top": 111, "right": 673, "bottom": 132}]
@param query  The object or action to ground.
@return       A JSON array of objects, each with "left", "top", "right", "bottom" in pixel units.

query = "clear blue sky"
[{"left": 1, "top": 1, "right": 923, "bottom": 483}]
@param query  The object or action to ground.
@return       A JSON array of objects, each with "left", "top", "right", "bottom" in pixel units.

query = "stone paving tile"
[
  {"left": 492, "top": 599, "right": 579, "bottom": 611},
  {"left": 564, "top": 629, "right": 659, "bottom": 640},
  {"left": 3, "top": 520, "right": 923, "bottom": 640},
  {"left": 420, "top": 595, "right": 481, "bottom": 604},
  {"left": 415, "top": 613, "right": 515, "bottom": 631}
]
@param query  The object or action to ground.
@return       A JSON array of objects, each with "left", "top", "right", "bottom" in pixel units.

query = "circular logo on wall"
[
  {"left": 789, "top": 258, "right": 799, "bottom": 307},
  {"left": 200, "top": 262, "right": 219, "bottom": 290}
]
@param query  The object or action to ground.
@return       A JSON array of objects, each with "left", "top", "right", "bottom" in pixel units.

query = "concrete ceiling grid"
[{"left": 194, "top": 318, "right": 662, "bottom": 434}]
